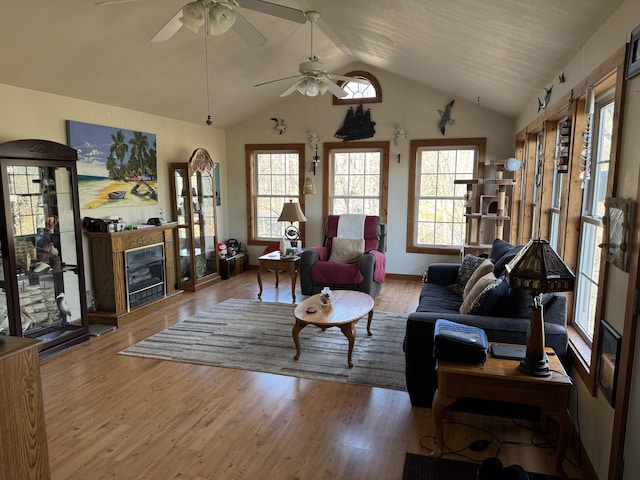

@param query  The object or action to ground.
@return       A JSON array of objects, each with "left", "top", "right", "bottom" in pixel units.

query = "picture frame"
[
  {"left": 626, "top": 24, "right": 640, "bottom": 80},
  {"left": 597, "top": 320, "right": 622, "bottom": 407},
  {"left": 603, "top": 197, "right": 634, "bottom": 272},
  {"left": 67, "top": 120, "right": 158, "bottom": 209}
]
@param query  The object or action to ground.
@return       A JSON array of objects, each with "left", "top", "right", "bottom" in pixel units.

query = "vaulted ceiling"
[{"left": 0, "top": 1, "right": 623, "bottom": 129}]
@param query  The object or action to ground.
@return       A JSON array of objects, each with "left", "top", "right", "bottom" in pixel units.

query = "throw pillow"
[
  {"left": 459, "top": 271, "right": 498, "bottom": 314},
  {"left": 462, "top": 258, "right": 494, "bottom": 300},
  {"left": 329, "top": 237, "right": 365, "bottom": 263},
  {"left": 449, "top": 254, "right": 485, "bottom": 295},
  {"left": 474, "top": 276, "right": 509, "bottom": 315}
]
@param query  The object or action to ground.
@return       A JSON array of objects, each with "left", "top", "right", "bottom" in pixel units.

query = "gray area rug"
[{"left": 120, "top": 298, "right": 408, "bottom": 391}]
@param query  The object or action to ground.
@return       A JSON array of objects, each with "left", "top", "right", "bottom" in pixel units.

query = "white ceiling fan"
[
  {"left": 254, "top": 11, "right": 369, "bottom": 98},
  {"left": 96, "top": 0, "right": 307, "bottom": 46}
]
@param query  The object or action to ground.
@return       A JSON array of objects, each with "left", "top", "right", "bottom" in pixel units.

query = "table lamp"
[
  {"left": 506, "top": 239, "right": 575, "bottom": 376},
  {"left": 278, "top": 200, "right": 307, "bottom": 242}
]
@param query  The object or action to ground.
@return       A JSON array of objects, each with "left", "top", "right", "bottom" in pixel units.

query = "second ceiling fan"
[{"left": 255, "top": 11, "right": 370, "bottom": 98}]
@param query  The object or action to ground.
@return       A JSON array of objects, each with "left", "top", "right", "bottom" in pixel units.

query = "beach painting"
[{"left": 67, "top": 120, "right": 158, "bottom": 209}]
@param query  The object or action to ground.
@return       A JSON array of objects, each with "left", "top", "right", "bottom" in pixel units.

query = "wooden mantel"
[{"left": 85, "top": 224, "right": 183, "bottom": 326}]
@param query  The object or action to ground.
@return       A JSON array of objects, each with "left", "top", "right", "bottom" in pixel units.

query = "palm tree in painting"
[
  {"left": 109, "top": 130, "right": 128, "bottom": 180},
  {"left": 129, "top": 131, "right": 157, "bottom": 199},
  {"left": 106, "top": 152, "right": 118, "bottom": 180},
  {"left": 129, "top": 131, "right": 149, "bottom": 179}
]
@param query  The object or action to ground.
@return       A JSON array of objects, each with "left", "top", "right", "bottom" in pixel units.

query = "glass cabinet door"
[
  {"left": 193, "top": 170, "right": 218, "bottom": 278},
  {"left": 4, "top": 164, "right": 84, "bottom": 342},
  {"left": 169, "top": 148, "right": 220, "bottom": 292}
]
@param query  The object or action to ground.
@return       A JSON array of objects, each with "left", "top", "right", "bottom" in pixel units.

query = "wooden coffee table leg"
[
  {"left": 340, "top": 321, "right": 357, "bottom": 368},
  {"left": 291, "top": 269, "right": 297, "bottom": 302},
  {"left": 366, "top": 310, "right": 373, "bottom": 336},
  {"left": 292, "top": 318, "right": 306, "bottom": 361}
]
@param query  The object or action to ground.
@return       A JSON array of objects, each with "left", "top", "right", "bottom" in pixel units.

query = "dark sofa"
[{"left": 404, "top": 239, "right": 568, "bottom": 407}]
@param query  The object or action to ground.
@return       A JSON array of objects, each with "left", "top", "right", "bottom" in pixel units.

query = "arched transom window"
[{"left": 333, "top": 71, "right": 382, "bottom": 105}]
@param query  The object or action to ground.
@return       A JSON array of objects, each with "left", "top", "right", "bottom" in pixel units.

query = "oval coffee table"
[{"left": 292, "top": 290, "right": 374, "bottom": 368}]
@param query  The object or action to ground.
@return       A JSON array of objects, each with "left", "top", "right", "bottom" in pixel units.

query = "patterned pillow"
[
  {"left": 459, "top": 272, "right": 500, "bottom": 314},
  {"left": 449, "top": 254, "right": 485, "bottom": 295}
]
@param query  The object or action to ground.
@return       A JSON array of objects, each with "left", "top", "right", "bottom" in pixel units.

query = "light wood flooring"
[{"left": 40, "top": 272, "right": 584, "bottom": 479}]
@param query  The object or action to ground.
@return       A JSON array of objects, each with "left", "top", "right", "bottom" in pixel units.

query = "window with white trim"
[{"left": 574, "top": 89, "right": 614, "bottom": 343}]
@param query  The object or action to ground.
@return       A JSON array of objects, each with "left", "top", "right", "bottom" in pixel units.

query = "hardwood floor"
[{"left": 40, "top": 272, "right": 583, "bottom": 479}]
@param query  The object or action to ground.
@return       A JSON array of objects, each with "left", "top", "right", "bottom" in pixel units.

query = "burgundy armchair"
[{"left": 300, "top": 215, "right": 387, "bottom": 297}]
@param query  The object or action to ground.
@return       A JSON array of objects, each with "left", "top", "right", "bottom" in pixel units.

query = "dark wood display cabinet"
[
  {"left": 169, "top": 148, "right": 221, "bottom": 291},
  {"left": 0, "top": 139, "right": 90, "bottom": 358}
]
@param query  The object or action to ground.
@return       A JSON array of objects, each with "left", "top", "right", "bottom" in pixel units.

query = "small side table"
[
  {"left": 431, "top": 345, "right": 573, "bottom": 478},
  {"left": 257, "top": 252, "right": 300, "bottom": 302}
]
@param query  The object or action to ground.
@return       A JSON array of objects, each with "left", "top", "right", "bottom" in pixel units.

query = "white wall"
[
  {"left": 516, "top": 2, "right": 640, "bottom": 479},
  {"left": 226, "top": 63, "right": 516, "bottom": 274},
  {"left": 0, "top": 82, "right": 228, "bottom": 294}
]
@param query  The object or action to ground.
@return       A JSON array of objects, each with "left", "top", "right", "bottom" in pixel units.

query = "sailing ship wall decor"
[{"left": 334, "top": 104, "right": 376, "bottom": 142}]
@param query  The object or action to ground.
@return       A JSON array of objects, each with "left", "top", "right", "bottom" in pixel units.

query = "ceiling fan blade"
[
  {"left": 281, "top": 80, "right": 304, "bottom": 97},
  {"left": 320, "top": 77, "right": 348, "bottom": 98},
  {"left": 95, "top": 0, "right": 143, "bottom": 5},
  {"left": 254, "top": 74, "right": 302, "bottom": 87},
  {"left": 151, "top": 9, "right": 183, "bottom": 42},
  {"left": 232, "top": 12, "right": 267, "bottom": 46},
  {"left": 237, "top": 0, "right": 307, "bottom": 24},
  {"left": 328, "top": 74, "right": 370, "bottom": 85}
]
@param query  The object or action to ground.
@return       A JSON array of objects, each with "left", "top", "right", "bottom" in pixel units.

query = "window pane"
[
  {"left": 253, "top": 150, "right": 300, "bottom": 240},
  {"left": 574, "top": 220, "right": 603, "bottom": 342},
  {"left": 330, "top": 149, "right": 382, "bottom": 216},
  {"left": 414, "top": 145, "right": 476, "bottom": 247}
]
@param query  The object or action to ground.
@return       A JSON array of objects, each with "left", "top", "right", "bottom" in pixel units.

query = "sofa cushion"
[
  {"left": 489, "top": 238, "right": 516, "bottom": 262},
  {"left": 462, "top": 258, "right": 494, "bottom": 299},
  {"left": 460, "top": 272, "right": 498, "bottom": 314},
  {"left": 329, "top": 237, "right": 365, "bottom": 263},
  {"left": 473, "top": 277, "right": 509, "bottom": 315},
  {"left": 449, "top": 254, "right": 486, "bottom": 294},
  {"left": 311, "top": 261, "right": 364, "bottom": 284},
  {"left": 494, "top": 247, "right": 523, "bottom": 277},
  {"left": 417, "top": 283, "right": 463, "bottom": 313}
]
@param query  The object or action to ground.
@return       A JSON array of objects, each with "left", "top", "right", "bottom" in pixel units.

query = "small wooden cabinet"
[
  {"left": 86, "top": 224, "right": 182, "bottom": 326},
  {"left": 169, "top": 148, "right": 221, "bottom": 291},
  {"left": 0, "top": 139, "right": 89, "bottom": 357},
  {"left": 219, "top": 253, "right": 249, "bottom": 279},
  {"left": 0, "top": 336, "right": 50, "bottom": 480}
]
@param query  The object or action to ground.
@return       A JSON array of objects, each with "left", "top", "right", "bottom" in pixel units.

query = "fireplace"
[{"left": 125, "top": 244, "right": 165, "bottom": 310}]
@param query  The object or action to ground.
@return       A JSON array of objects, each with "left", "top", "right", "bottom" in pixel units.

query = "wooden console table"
[
  {"left": 431, "top": 345, "right": 573, "bottom": 478},
  {"left": 86, "top": 224, "right": 183, "bottom": 326}
]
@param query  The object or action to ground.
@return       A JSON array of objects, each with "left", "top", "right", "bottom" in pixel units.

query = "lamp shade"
[
  {"left": 278, "top": 200, "right": 307, "bottom": 223},
  {"left": 506, "top": 239, "right": 575, "bottom": 293}
]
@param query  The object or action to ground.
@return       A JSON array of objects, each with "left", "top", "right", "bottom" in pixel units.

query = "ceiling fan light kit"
[
  {"left": 179, "top": 2, "right": 206, "bottom": 33},
  {"left": 255, "top": 10, "right": 370, "bottom": 99}
]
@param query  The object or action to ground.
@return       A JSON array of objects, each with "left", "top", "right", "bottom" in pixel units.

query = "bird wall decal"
[
  {"left": 270, "top": 117, "right": 287, "bottom": 135},
  {"left": 438, "top": 100, "right": 455, "bottom": 135},
  {"left": 394, "top": 124, "right": 408, "bottom": 146},
  {"left": 537, "top": 86, "right": 553, "bottom": 112}
]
